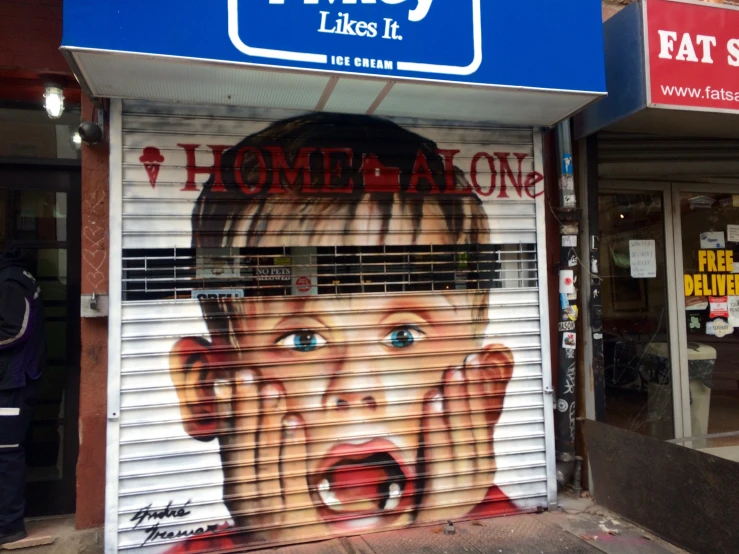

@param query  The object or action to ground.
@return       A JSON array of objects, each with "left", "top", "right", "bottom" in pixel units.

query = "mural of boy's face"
[{"left": 171, "top": 176, "right": 514, "bottom": 543}]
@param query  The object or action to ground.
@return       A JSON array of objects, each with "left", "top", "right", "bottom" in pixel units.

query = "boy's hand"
[
  {"left": 415, "top": 352, "right": 503, "bottom": 523},
  {"left": 217, "top": 372, "right": 329, "bottom": 543}
]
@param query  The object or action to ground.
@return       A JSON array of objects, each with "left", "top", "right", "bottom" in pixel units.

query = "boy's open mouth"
[{"left": 310, "top": 439, "right": 415, "bottom": 529}]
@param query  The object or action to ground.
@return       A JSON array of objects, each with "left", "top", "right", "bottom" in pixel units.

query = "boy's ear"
[
  {"left": 169, "top": 336, "right": 221, "bottom": 442},
  {"left": 478, "top": 344, "right": 515, "bottom": 383},
  {"left": 470, "top": 344, "right": 515, "bottom": 426}
]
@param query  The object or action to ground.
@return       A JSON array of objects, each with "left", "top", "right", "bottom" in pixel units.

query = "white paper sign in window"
[{"left": 629, "top": 240, "right": 657, "bottom": 279}]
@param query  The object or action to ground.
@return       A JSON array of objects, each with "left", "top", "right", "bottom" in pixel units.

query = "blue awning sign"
[
  {"left": 61, "top": 0, "right": 607, "bottom": 125},
  {"left": 226, "top": 0, "right": 482, "bottom": 76}
]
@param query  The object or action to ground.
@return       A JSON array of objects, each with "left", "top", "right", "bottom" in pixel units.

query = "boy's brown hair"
[{"left": 191, "top": 113, "right": 492, "bottom": 334}]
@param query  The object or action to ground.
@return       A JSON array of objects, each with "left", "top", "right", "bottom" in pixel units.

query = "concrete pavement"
[{"left": 1, "top": 494, "right": 689, "bottom": 554}]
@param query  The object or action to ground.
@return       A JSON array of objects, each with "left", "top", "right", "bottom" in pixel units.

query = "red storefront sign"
[{"left": 646, "top": 0, "right": 739, "bottom": 113}]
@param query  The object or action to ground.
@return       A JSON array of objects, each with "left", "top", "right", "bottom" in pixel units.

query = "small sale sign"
[{"left": 646, "top": 0, "right": 739, "bottom": 113}]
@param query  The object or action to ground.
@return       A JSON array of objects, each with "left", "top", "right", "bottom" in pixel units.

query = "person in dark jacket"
[{"left": 0, "top": 247, "right": 46, "bottom": 546}]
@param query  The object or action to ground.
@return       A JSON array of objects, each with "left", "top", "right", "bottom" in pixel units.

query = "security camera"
[{"left": 78, "top": 121, "right": 103, "bottom": 145}]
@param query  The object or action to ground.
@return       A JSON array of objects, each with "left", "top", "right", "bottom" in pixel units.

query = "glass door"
[
  {"left": 0, "top": 165, "right": 81, "bottom": 515},
  {"left": 674, "top": 185, "right": 739, "bottom": 461},
  {"left": 598, "top": 185, "right": 682, "bottom": 440}
]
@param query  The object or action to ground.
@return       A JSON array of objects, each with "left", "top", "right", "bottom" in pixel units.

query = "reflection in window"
[
  {"left": 599, "top": 193, "right": 674, "bottom": 440},
  {"left": 13, "top": 191, "right": 67, "bottom": 242}
]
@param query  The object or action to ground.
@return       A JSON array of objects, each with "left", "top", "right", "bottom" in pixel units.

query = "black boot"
[{"left": 0, "top": 526, "right": 28, "bottom": 546}]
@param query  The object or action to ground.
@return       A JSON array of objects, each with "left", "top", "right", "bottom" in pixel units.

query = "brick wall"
[
  {"left": 0, "top": 0, "right": 78, "bottom": 104},
  {"left": 76, "top": 94, "right": 110, "bottom": 530},
  {"left": 0, "top": 0, "right": 68, "bottom": 73}
]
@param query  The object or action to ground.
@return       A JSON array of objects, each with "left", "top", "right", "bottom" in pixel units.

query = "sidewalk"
[
  {"left": 1, "top": 494, "right": 688, "bottom": 554},
  {"left": 247, "top": 494, "right": 688, "bottom": 554}
]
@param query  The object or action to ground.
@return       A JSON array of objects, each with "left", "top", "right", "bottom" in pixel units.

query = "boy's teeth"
[
  {"left": 383, "top": 482, "right": 402, "bottom": 511},
  {"left": 389, "top": 482, "right": 401, "bottom": 498},
  {"left": 319, "top": 479, "right": 341, "bottom": 507},
  {"left": 318, "top": 478, "right": 404, "bottom": 512},
  {"left": 384, "top": 495, "right": 400, "bottom": 511}
]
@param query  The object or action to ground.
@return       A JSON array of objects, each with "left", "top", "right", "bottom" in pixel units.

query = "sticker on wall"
[
  {"left": 685, "top": 296, "right": 708, "bottom": 311},
  {"left": 557, "top": 399, "right": 569, "bottom": 412},
  {"left": 689, "top": 313, "right": 701, "bottom": 331},
  {"left": 560, "top": 293, "right": 569, "bottom": 309},
  {"left": 629, "top": 240, "right": 657, "bottom": 279},
  {"left": 729, "top": 296, "right": 739, "bottom": 327},
  {"left": 708, "top": 318, "right": 734, "bottom": 338},
  {"left": 561, "top": 223, "right": 578, "bottom": 236},
  {"left": 562, "top": 235, "right": 577, "bottom": 247},
  {"left": 562, "top": 332, "right": 577, "bottom": 349},
  {"left": 559, "top": 270, "right": 575, "bottom": 294},
  {"left": 709, "top": 296, "right": 729, "bottom": 319},
  {"left": 558, "top": 320, "right": 576, "bottom": 332},
  {"left": 728, "top": 225, "right": 739, "bottom": 244},
  {"left": 700, "top": 232, "right": 726, "bottom": 249},
  {"left": 564, "top": 305, "right": 579, "bottom": 322},
  {"left": 568, "top": 254, "right": 578, "bottom": 267}
]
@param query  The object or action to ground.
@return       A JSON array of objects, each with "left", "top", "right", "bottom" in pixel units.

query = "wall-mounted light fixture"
[
  {"left": 71, "top": 129, "right": 83, "bottom": 149},
  {"left": 78, "top": 120, "right": 103, "bottom": 145},
  {"left": 44, "top": 83, "right": 65, "bottom": 119}
]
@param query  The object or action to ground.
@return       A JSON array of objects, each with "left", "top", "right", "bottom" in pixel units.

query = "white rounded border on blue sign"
[{"left": 227, "top": 0, "right": 483, "bottom": 76}]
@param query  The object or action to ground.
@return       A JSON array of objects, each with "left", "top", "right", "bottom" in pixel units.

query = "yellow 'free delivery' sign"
[{"left": 684, "top": 249, "right": 737, "bottom": 296}]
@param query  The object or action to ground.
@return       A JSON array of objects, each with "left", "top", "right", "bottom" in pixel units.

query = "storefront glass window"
[
  {"left": 599, "top": 192, "right": 674, "bottom": 439},
  {"left": 678, "top": 192, "right": 739, "bottom": 459},
  {"left": 13, "top": 190, "right": 68, "bottom": 242},
  {"left": 0, "top": 108, "right": 81, "bottom": 160}
]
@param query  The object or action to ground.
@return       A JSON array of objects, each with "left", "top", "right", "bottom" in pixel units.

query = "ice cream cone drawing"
[{"left": 140, "top": 147, "right": 165, "bottom": 188}]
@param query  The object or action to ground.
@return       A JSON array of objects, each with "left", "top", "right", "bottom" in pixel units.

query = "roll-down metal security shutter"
[
  {"left": 599, "top": 134, "right": 739, "bottom": 182},
  {"left": 107, "top": 100, "right": 555, "bottom": 553}
]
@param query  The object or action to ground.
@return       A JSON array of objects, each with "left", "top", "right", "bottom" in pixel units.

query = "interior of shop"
[{"left": 599, "top": 192, "right": 673, "bottom": 439}]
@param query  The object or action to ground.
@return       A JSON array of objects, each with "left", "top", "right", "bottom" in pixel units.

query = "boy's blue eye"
[
  {"left": 383, "top": 326, "right": 425, "bottom": 349},
  {"left": 276, "top": 331, "right": 327, "bottom": 352}
]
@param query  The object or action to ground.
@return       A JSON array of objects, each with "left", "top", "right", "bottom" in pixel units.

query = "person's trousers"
[{"left": 0, "top": 385, "right": 34, "bottom": 534}]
